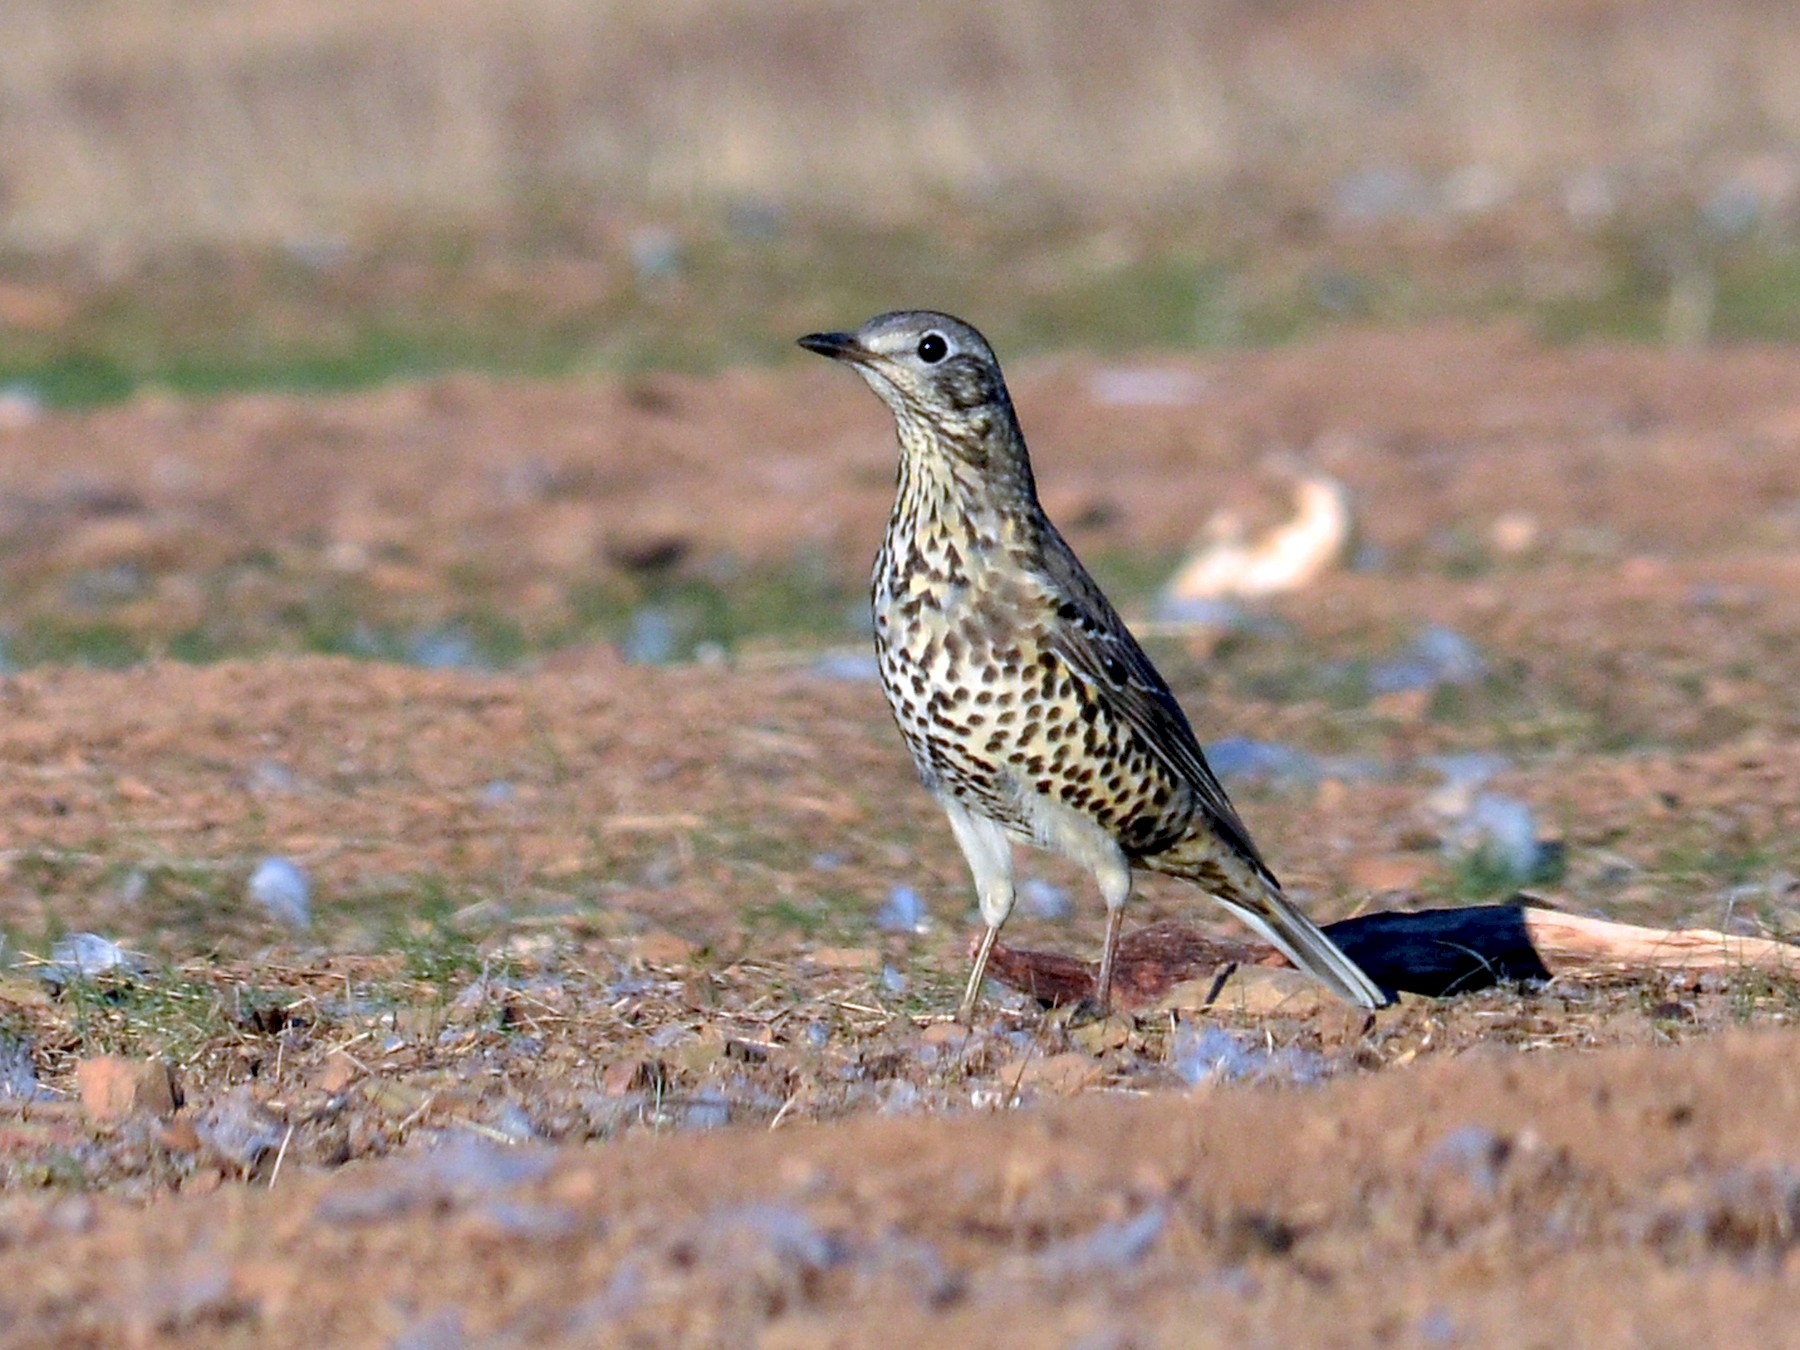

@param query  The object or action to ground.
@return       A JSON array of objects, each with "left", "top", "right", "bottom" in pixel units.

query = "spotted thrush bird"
[{"left": 799, "top": 312, "right": 1389, "bottom": 1021}]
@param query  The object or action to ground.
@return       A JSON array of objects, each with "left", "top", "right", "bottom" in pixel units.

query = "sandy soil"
[{"left": 2, "top": 324, "right": 1800, "bottom": 1344}]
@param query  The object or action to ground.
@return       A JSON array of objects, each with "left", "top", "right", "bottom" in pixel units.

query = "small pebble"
[
  {"left": 390, "top": 1310, "right": 467, "bottom": 1350},
  {"left": 489, "top": 1101, "right": 539, "bottom": 1144},
  {"left": 0, "top": 383, "right": 44, "bottom": 428},
  {"left": 1330, "top": 163, "right": 1430, "bottom": 225},
  {"left": 1370, "top": 623, "right": 1488, "bottom": 695},
  {"left": 0, "top": 1032, "right": 47, "bottom": 1102},
  {"left": 881, "top": 1081, "right": 923, "bottom": 1115},
  {"left": 1417, "top": 1307, "right": 1461, "bottom": 1346},
  {"left": 811, "top": 651, "right": 880, "bottom": 681},
  {"left": 408, "top": 627, "right": 481, "bottom": 671},
  {"left": 1021, "top": 877, "right": 1075, "bottom": 921},
  {"left": 246, "top": 758, "right": 301, "bottom": 795},
  {"left": 46, "top": 933, "right": 146, "bottom": 983},
  {"left": 1033, "top": 1205, "right": 1168, "bottom": 1277},
  {"left": 875, "top": 885, "right": 930, "bottom": 934},
  {"left": 418, "top": 1136, "right": 555, "bottom": 1193},
  {"left": 1425, "top": 1124, "right": 1510, "bottom": 1194},
  {"left": 1170, "top": 1022, "right": 1329, "bottom": 1086},
  {"left": 1412, "top": 623, "right": 1488, "bottom": 684},
  {"left": 248, "top": 856, "right": 312, "bottom": 929},
  {"left": 1425, "top": 751, "right": 1512, "bottom": 791},
  {"left": 1442, "top": 793, "right": 1544, "bottom": 881},
  {"left": 620, "top": 606, "right": 679, "bottom": 665},
  {"left": 1205, "top": 737, "right": 1321, "bottom": 787},
  {"left": 682, "top": 1089, "right": 730, "bottom": 1131}
]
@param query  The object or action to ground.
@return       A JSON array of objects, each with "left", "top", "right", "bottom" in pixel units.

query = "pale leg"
[
  {"left": 1016, "top": 792, "right": 1134, "bottom": 1016},
  {"left": 1093, "top": 904, "right": 1126, "bottom": 1015},
  {"left": 940, "top": 797, "right": 1015, "bottom": 1023},
  {"left": 959, "top": 924, "right": 1001, "bottom": 1024},
  {"left": 1091, "top": 851, "right": 1132, "bottom": 1015}
]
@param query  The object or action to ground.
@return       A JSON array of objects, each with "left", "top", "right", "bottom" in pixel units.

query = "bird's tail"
[{"left": 1214, "top": 884, "right": 1391, "bottom": 1010}]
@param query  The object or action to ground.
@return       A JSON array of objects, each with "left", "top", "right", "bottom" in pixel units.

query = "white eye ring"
[{"left": 916, "top": 333, "right": 948, "bottom": 364}]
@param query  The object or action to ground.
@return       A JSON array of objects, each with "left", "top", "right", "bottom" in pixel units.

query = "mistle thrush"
[{"left": 799, "top": 311, "right": 1389, "bottom": 1020}]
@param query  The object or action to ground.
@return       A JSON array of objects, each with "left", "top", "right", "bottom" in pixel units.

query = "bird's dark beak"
[{"left": 797, "top": 330, "right": 865, "bottom": 363}]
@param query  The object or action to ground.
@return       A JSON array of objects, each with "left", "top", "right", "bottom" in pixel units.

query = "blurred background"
[
  {"left": 2, "top": 0, "right": 1799, "bottom": 670},
  {"left": 2, "top": 0, "right": 1798, "bottom": 400}
]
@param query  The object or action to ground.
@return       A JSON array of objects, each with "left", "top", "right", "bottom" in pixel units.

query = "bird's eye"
[{"left": 916, "top": 333, "right": 948, "bottom": 363}]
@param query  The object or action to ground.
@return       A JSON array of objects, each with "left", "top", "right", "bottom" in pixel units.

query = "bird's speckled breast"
[{"left": 872, "top": 504, "right": 1192, "bottom": 859}]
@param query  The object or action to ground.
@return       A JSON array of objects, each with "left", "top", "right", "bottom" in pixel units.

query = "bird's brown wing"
[{"left": 1035, "top": 528, "right": 1278, "bottom": 884}]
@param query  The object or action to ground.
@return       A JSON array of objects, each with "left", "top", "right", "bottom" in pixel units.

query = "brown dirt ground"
[{"left": 3, "top": 324, "right": 1800, "bottom": 1344}]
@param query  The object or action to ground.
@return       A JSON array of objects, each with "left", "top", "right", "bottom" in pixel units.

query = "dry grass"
[{"left": 2, "top": 0, "right": 1798, "bottom": 248}]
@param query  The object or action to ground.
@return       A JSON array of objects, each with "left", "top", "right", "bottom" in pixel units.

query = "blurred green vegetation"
[{"left": 6, "top": 212, "right": 1800, "bottom": 410}]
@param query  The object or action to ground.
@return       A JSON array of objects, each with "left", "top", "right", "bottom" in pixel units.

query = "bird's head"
[{"left": 798, "top": 311, "right": 1012, "bottom": 440}]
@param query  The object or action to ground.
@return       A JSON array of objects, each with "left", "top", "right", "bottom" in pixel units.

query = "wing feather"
[{"left": 1035, "top": 527, "right": 1277, "bottom": 884}]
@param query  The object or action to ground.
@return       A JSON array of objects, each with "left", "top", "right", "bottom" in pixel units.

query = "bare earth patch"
[{"left": 2, "top": 325, "right": 1800, "bottom": 1343}]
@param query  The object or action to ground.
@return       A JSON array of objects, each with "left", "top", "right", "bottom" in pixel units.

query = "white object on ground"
[{"left": 1163, "top": 471, "right": 1353, "bottom": 602}]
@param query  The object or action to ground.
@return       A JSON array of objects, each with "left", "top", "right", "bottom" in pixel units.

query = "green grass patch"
[
  {"left": 569, "top": 560, "right": 864, "bottom": 662},
  {"left": 55, "top": 968, "right": 229, "bottom": 1062},
  {"left": 13, "top": 210, "right": 1800, "bottom": 413},
  {"left": 740, "top": 887, "right": 879, "bottom": 944},
  {"left": 1540, "top": 235, "right": 1800, "bottom": 345},
  {"left": 4, "top": 620, "right": 152, "bottom": 669},
  {"left": 1436, "top": 841, "right": 1566, "bottom": 903}
]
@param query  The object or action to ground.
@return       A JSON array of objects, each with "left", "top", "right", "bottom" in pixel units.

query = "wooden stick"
[
  {"left": 983, "top": 905, "right": 1800, "bottom": 1011},
  {"left": 1519, "top": 908, "right": 1800, "bottom": 976}
]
